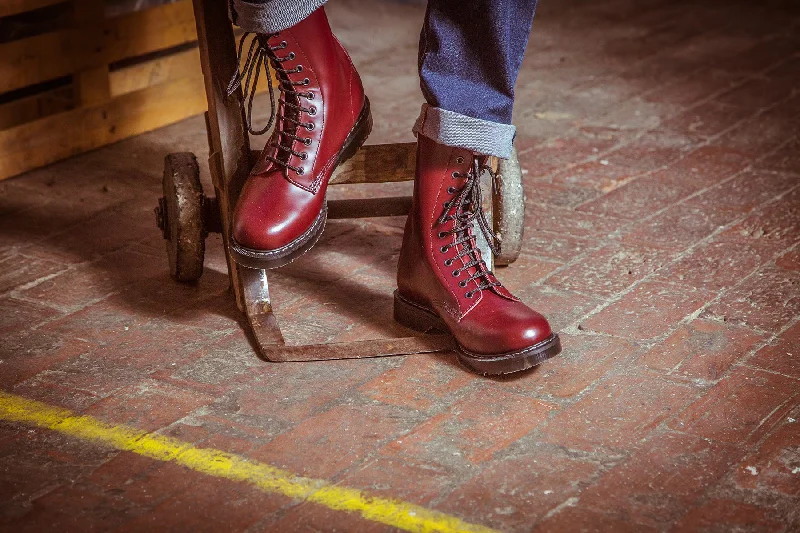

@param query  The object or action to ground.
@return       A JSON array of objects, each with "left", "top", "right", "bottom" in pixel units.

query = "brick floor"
[{"left": 1, "top": 0, "right": 799, "bottom": 531}]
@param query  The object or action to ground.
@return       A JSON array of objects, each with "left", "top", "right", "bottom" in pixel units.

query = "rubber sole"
[
  {"left": 229, "top": 97, "right": 373, "bottom": 270},
  {"left": 393, "top": 291, "right": 562, "bottom": 376}
]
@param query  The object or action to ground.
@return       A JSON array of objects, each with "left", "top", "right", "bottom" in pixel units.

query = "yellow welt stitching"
[{"left": 0, "top": 391, "right": 499, "bottom": 533}]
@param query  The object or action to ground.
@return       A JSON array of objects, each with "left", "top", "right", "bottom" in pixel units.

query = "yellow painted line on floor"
[{"left": 0, "top": 391, "right": 498, "bottom": 533}]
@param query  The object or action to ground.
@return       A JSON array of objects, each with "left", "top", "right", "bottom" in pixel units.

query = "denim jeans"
[{"left": 229, "top": 0, "right": 537, "bottom": 158}]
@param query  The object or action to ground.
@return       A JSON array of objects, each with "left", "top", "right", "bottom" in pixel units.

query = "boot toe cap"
[{"left": 459, "top": 302, "right": 554, "bottom": 356}]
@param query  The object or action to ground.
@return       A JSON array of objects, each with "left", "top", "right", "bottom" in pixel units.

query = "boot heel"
[{"left": 393, "top": 291, "right": 449, "bottom": 334}]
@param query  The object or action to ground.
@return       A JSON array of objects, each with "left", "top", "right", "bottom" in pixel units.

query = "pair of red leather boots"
[{"left": 230, "top": 9, "right": 561, "bottom": 375}]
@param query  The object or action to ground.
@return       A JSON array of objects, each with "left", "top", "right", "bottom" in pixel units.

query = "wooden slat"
[
  {"left": 0, "top": 0, "right": 197, "bottom": 94},
  {"left": 0, "top": 86, "right": 72, "bottom": 130},
  {"left": 0, "top": 0, "right": 65, "bottom": 17},
  {"left": 73, "top": 0, "right": 111, "bottom": 106},
  {"left": 109, "top": 47, "right": 203, "bottom": 96},
  {"left": 0, "top": 74, "right": 208, "bottom": 180}
]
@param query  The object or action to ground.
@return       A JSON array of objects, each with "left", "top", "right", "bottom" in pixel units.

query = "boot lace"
[
  {"left": 437, "top": 157, "right": 503, "bottom": 299},
  {"left": 226, "top": 32, "right": 317, "bottom": 175}
]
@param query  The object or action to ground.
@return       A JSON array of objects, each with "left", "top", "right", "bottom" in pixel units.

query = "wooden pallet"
[{"left": 0, "top": 0, "right": 259, "bottom": 181}]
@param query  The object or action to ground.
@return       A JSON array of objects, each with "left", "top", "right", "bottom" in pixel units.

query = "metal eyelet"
[
  {"left": 459, "top": 281, "right": 467, "bottom": 288},
  {"left": 306, "top": 92, "right": 314, "bottom": 100},
  {"left": 444, "top": 259, "right": 453, "bottom": 267},
  {"left": 447, "top": 187, "right": 455, "bottom": 194},
  {"left": 307, "top": 106, "right": 317, "bottom": 116},
  {"left": 288, "top": 52, "right": 296, "bottom": 60},
  {"left": 280, "top": 40, "right": 287, "bottom": 47},
  {"left": 305, "top": 123, "right": 315, "bottom": 131},
  {"left": 456, "top": 156, "right": 464, "bottom": 164},
  {"left": 451, "top": 270, "right": 460, "bottom": 277},
  {"left": 438, "top": 231, "right": 446, "bottom": 238},
  {"left": 300, "top": 152, "right": 308, "bottom": 160},
  {"left": 296, "top": 167, "right": 305, "bottom": 175},
  {"left": 443, "top": 201, "right": 450, "bottom": 208},
  {"left": 303, "top": 78, "right": 311, "bottom": 85},
  {"left": 296, "top": 65, "right": 304, "bottom": 72},
  {"left": 465, "top": 291, "right": 474, "bottom": 299},
  {"left": 304, "top": 138, "right": 312, "bottom": 146},
  {"left": 451, "top": 172, "right": 459, "bottom": 178},
  {"left": 440, "top": 246, "right": 448, "bottom": 253}
]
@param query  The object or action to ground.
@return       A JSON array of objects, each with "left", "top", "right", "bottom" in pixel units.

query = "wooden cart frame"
[{"left": 155, "top": 0, "right": 526, "bottom": 362}]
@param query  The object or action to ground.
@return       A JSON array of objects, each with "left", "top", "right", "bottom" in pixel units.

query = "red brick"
[
  {"left": 440, "top": 449, "right": 601, "bottom": 532},
  {"left": 718, "top": 100, "right": 800, "bottom": 156},
  {"left": 516, "top": 128, "right": 625, "bottom": 178},
  {"left": 637, "top": 319, "right": 767, "bottom": 381},
  {"left": 747, "top": 321, "right": 800, "bottom": 379},
  {"left": 757, "top": 137, "right": 800, "bottom": 173},
  {"left": 526, "top": 181, "right": 604, "bottom": 209},
  {"left": 715, "top": 63, "right": 799, "bottom": 109},
  {"left": 515, "top": 284, "right": 602, "bottom": 332},
  {"left": 0, "top": 297, "right": 61, "bottom": 334},
  {"left": 702, "top": 266, "right": 800, "bottom": 333},
  {"left": 672, "top": 499, "right": 786, "bottom": 533},
  {"left": 0, "top": 251, "right": 67, "bottom": 294},
  {"left": 661, "top": 100, "right": 750, "bottom": 141},
  {"left": 622, "top": 203, "right": 735, "bottom": 252},
  {"left": 665, "top": 145, "right": 754, "bottom": 187},
  {"left": 252, "top": 404, "right": 412, "bottom": 478},
  {"left": 265, "top": 503, "right": 393, "bottom": 533},
  {"left": 582, "top": 281, "right": 712, "bottom": 340},
  {"left": 729, "top": 417, "right": 800, "bottom": 497},
  {"left": 643, "top": 68, "right": 739, "bottom": 107},
  {"left": 526, "top": 205, "right": 623, "bottom": 238},
  {"left": 534, "top": 505, "right": 658, "bottom": 533},
  {"left": 359, "top": 353, "right": 473, "bottom": 411},
  {"left": 384, "top": 388, "right": 555, "bottom": 464},
  {"left": 576, "top": 170, "right": 700, "bottom": 220},
  {"left": 499, "top": 334, "right": 639, "bottom": 399},
  {"left": 540, "top": 374, "right": 698, "bottom": 451},
  {"left": 496, "top": 253, "right": 563, "bottom": 293},
  {"left": 723, "top": 187, "right": 800, "bottom": 249},
  {"left": 686, "top": 170, "right": 799, "bottom": 214},
  {"left": 86, "top": 379, "right": 215, "bottom": 431},
  {"left": 600, "top": 131, "right": 693, "bottom": 172},
  {"left": 776, "top": 249, "right": 800, "bottom": 272},
  {"left": 652, "top": 237, "right": 781, "bottom": 292},
  {"left": 521, "top": 230, "right": 594, "bottom": 263},
  {"left": 669, "top": 367, "right": 800, "bottom": 445},
  {"left": 578, "top": 430, "right": 744, "bottom": 527},
  {"left": 546, "top": 243, "right": 675, "bottom": 298},
  {"left": 550, "top": 161, "right": 639, "bottom": 192}
]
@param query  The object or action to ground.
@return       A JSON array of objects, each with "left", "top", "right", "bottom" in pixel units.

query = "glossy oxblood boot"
[
  {"left": 395, "top": 135, "right": 561, "bottom": 375},
  {"left": 230, "top": 7, "right": 372, "bottom": 269}
]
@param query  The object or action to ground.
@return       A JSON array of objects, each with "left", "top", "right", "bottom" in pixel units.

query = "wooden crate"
[{"left": 0, "top": 0, "right": 259, "bottom": 181}]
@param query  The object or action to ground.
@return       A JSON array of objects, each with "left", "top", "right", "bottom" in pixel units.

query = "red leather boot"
[
  {"left": 230, "top": 7, "right": 372, "bottom": 269},
  {"left": 395, "top": 135, "right": 561, "bottom": 375}
]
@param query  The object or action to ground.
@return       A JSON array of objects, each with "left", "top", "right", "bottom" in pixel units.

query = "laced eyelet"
[
  {"left": 451, "top": 270, "right": 460, "bottom": 277},
  {"left": 451, "top": 172, "right": 459, "bottom": 178},
  {"left": 306, "top": 92, "right": 314, "bottom": 100},
  {"left": 440, "top": 246, "right": 448, "bottom": 253},
  {"left": 456, "top": 156, "right": 464, "bottom": 164},
  {"left": 459, "top": 281, "right": 467, "bottom": 288},
  {"left": 465, "top": 291, "right": 474, "bottom": 299},
  {"left": 444, "top": 259, "right": 453, "bottom": 266},
  {"left": 305, "top": 123, "right": 315, "bottom": 131},
  {"left": 296, "top": 65, "right": 304, "bottom": 72},
  {"left": 300, "top": 152, "right": 308, "bottom": 160},
  {"left": 296, "top": 167, "right": 305, "bottom": 175},
  {"left": 288, "top": 52, "right": 296, "bottom": 60},
  {"left": 303, "top": 78, "right": 311, "bottom": 85},
  {"left": 443, "top": 201, "right": 450, "bottom": 208},
  {"left": 438, "top": 231, "right": 446, "bottom": 238},
  {"left": 447, "top": 187, "right": 455, "bottom": 194},
  {"left": 307, "top": 106, "right": 317, "bottom": 116},
  {"left": 303, "top": 138, "right": 312, "bottom": 146}
]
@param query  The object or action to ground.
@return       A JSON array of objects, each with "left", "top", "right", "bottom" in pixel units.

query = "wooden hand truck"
[{"left": 155, "top": 0, "right": 526, "bottom": 362}]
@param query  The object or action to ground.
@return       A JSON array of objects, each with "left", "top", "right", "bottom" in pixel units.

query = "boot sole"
[
  {"left": 229, "top": 97, "right": 374, "bottom": 270},
  {"left": 393, "top": 291, "right": 562, "bottom": 376}
]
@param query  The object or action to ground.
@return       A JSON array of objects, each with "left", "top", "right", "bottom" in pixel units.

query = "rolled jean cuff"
[
  {"left": 412, "top": 104, "right": 516, "bottom": 159},
  {"left": 230, "top": 0, "right": 327, "bottom": 34}
]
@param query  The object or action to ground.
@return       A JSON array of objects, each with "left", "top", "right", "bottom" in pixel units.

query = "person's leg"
[
  {"left": 415, "top": 0, "right": 538, "bottom": 159},
  {"left": 226, "top": 5, "right": 372, "bottom": 269},
  {"left": 229, "top": 0, "right": 328, "bottom": 35},
  {"left": 396, "top": 0, "right": 561, "bottom": 375}
]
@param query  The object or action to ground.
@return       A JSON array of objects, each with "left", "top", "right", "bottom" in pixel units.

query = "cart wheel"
[
  {"left": 155, "top": 153, "right": 206, "bottom": 282},
  {"left": 493, "top": 144, "right": 525, "bottom": 266}
]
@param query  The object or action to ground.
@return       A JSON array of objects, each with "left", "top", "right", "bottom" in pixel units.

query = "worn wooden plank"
[
  {"left": 0, "top": 0, "right": 65, "bottom": 17},
  {"left": 330, "top": 142, "right": 416, "bottom": 184},
  {"left": 0, "top": 86, "right": 73, "bottom": 130},
  {"left": 0, "top": 0, "right": 197, "bottom": 94},
  {"left": 109, "top": 47, "right": 202, "bottom": 96},
  {"left": 0, "top": 74, "right": 207, "bottom": 180},
  {"left": 72, "top": 0, "right": 111, "bottom": 106}
]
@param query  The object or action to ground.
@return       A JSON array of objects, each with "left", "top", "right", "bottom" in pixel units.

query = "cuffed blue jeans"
[{"left": 229, "top": 0, "right": 537, "bottom": 159}]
